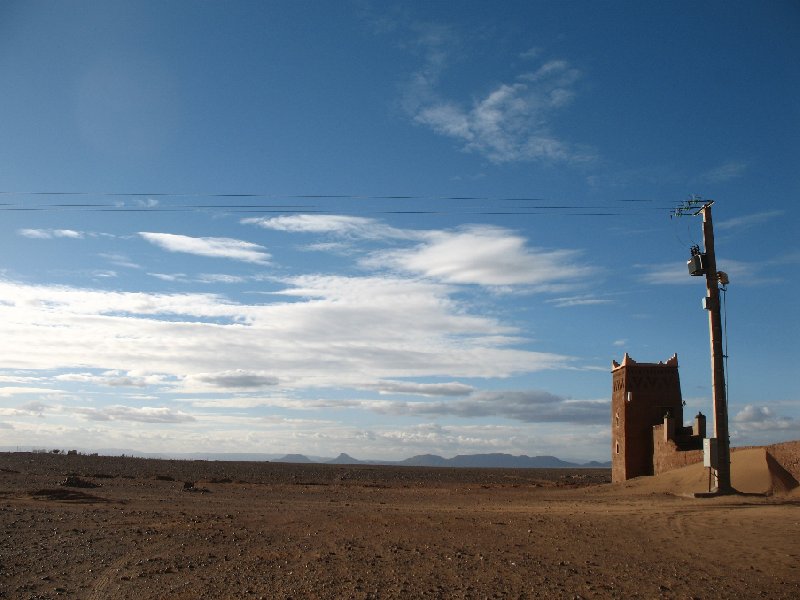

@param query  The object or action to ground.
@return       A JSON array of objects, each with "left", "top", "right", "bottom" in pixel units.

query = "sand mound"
[{"left": 620, "top": 446, "right": 800, "bottom": 496}]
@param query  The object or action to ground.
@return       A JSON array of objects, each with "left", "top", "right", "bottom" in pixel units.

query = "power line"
[
  {"left": 0, "top": 190, "right": 664, "bottom": 202},
  {"left": 0, "top": 191, "right": 673, "bottom": 217}
]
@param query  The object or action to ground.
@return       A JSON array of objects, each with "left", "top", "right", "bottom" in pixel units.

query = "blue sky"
[{"left": 1, "top": 1, "right": 798, "bottom": 461}]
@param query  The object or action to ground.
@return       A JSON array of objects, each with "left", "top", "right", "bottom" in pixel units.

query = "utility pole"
[{"left": 674, "top": 196, "right": 732, "bottom": 493}]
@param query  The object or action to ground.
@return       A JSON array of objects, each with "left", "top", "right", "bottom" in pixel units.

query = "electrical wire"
[{"left": 0, "top": 191, "right": 674, "bottom": 217}]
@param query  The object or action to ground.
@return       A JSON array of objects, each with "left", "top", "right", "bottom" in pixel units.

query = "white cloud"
[
  {"left": 372, "top": 422, "right": 508, "bottom": 455},
  {"left": 734, "top": 404, "right": 772, "bottom": 423},
  {"left": 733, "top": 404, "right": 797, "bottom": 432},
  {"left": 302, "top": 241, "right": 353, "bottom": 254},
  {"left": 196, "top": 273, "right": 247, "bottom": 284},
  {"left": 148, "top": 272, "right": 267, "bottom": 285},
  {"left": 546, "top": 294, "right": 613, "bottom": 308},
  {"left": 0, "top": 375, "right": 44, "bottom": 384},
  {"left": 365, "top": 225, "right": 593, "bottom": 287},
  {"left": 18, "top": 229, "right": 84, "bottom": 239},
  {"left": 716, "top": 210, "right": 784, "bottom": 232},
  {"left": 73, "top": 405, "right": 195, "bottom": 423},
  {"left": 91, "top": 270, "right": 118, "bottom": 279},
  {"left": 0, "top": 280, "right": 240, "bottom": 318},
  {"left": 100, "top": 253, "right": 141, "bottom": 269},
  {"left": 244, "top": 214, "right": 418, "bottom": 241},
  {"left": 698, "top": 160, "right": 748, "bottom": 183},
  {"left": 54, "top": 370, "right": 166, "bottom": 388},
  {"left": 413, "top": 78, "right": 585, "bottom": 163},
  {"left": 148, "top": 272, "right": 187, "bottom": 282},
  {"left": 401, "top": 29, "right": 591, "bottom": 164},
  {"left": 139, "top": 232, "right": 271, "bottom": 264},
  {"left": 519, "top": 47, "right": 541, "bottom": 60},
  {"left": 371, "top": 380, "right": 474, "bottom": 397},
  {"left": 0, "top": 386, "right": 64, "bottom": 397}
]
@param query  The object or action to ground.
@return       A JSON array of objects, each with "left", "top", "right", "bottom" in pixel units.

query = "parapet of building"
[{"left": 611, "top": 353, "right": 705, "bottom": 482}]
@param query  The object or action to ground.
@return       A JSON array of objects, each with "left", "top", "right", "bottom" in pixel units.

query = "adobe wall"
[
  {"left": 766, "top": 440, "right": 800, "bottom": 482},
  {"left": 652, "top": 424, "right": 704, "bottom": 476}
]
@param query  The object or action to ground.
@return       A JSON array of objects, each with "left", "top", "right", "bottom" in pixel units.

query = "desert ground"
[{"left": 1, "top": 443, "right": 798, "bottom": 600}]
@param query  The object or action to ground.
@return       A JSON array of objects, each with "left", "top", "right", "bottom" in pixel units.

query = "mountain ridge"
[{"left": 0, "top": 446, "right": 610, "bottom": 468}]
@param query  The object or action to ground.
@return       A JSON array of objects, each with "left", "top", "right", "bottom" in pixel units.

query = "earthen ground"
[{"left": 1, "top": 448, "right": 798, "bottom": 599}]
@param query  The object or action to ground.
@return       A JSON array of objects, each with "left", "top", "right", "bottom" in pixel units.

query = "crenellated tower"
[{"left": 611, "top": 353, "right": 685, "bottom": 482}]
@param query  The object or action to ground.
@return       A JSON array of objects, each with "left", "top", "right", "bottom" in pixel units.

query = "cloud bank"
[{"left": 0, "top": 274, "right": 565, "bottom": 387}]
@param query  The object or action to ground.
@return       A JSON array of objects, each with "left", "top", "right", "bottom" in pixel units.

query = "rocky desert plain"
[{"left": 1, "top": 441, "right": 798, "bottom": 599}]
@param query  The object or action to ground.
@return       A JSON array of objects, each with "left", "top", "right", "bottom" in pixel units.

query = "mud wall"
[{"left": 652, "top": 425, "right": 703, "bottom": 475}]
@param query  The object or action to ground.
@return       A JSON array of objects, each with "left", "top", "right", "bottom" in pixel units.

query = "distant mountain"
[
  {"left": 327, "top": 453, "right": 363, "bottom": 464},
  {"left": 277, "top": 454, "right": 314, "bottom": 463},
  {"left": 455, "top": 453, "right": 577, "bottom": 468},
  {"left": 400, "top": 453, "right": 584, "bottom": 469},
  {"left": 399, "top": 454, "right": 451, "bottom": 467}
]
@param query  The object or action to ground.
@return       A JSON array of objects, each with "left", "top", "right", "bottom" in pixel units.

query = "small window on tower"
[{"left": 615, "top": 441, "right": 620, "bottom": 454}]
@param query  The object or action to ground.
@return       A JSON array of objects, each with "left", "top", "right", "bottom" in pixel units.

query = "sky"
[{"left": 0, "top": 1, "right": 798, "bottom": 461}]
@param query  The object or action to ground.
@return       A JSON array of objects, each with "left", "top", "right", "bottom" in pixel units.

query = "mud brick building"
[{"left": 611, "top": 353, "right": 705, "bottom": 482}]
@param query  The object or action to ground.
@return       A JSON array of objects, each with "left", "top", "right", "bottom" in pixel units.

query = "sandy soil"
[{"left": 1, "top": 447, "right": 798, "bottom": 600}]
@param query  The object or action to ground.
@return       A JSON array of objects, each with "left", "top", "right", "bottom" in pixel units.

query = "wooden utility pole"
[{"left": 675, "top": 197, "right": 732, "bottom": 493}]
